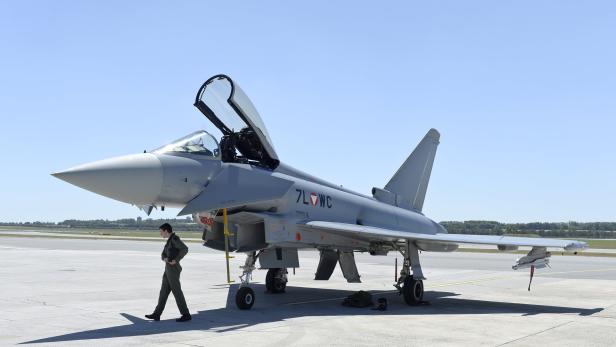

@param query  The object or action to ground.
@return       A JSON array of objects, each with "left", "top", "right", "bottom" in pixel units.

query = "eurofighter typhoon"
[{"left": 53, "top": 74, "right": 587, "bottom": 309}]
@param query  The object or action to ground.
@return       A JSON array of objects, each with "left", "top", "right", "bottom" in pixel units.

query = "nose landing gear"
[
  {"left": 234, "top": 257, "right": 290, "bottom": 309},
  {"left": 235, "top": 251, "right": 257, "bottom": 310}
]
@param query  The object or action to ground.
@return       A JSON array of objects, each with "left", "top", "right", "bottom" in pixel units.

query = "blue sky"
[{"left": 1, "top": 1, "right": 614, "bottom": 223}]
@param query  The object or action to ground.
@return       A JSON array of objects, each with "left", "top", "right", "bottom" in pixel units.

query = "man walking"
[{"left": 145, "top": 223, "right": 192, "bottom": 322}]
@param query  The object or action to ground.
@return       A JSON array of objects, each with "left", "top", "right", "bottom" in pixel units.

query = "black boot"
[
  {"left": 145, "top": 313, "right": 160, "bottom": 321},
  {"left": 176, "top": 314, "right": 192, "bottom": 322}
]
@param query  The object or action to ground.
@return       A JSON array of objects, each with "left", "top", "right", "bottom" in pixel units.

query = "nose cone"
[{"left": 52, "top": 153, "right": 163, "bottom": 205}]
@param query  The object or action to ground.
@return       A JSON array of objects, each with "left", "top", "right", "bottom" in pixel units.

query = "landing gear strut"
[
  {"left": 265, "top": 268, "right": 288, "bottom": 293},
  {"left": 235, "top": 251, "right": 257, "bottom": 310},
  {"left": 394, "top": 241, "right": 426, "bottom": 305}
]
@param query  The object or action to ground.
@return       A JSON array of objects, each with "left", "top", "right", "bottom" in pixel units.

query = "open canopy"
[{"left": 194, "top": 75, "right": 279, "bottom": 169}]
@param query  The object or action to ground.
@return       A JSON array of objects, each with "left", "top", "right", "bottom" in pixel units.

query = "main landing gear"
[
  {"left": 394, "top": 241, "right": 427, "bottom": 305},
  {"left": 265, "top": 268, "right": 288, "bottom": 293}
]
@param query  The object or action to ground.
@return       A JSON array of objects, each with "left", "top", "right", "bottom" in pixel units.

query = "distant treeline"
[
  {"left": 441, "top": 221, "right": 616, "bottom": 239},
  {"left": 1, "top": 217, "right": 202, "bottom": 231},
  {"left": 2, "top": 219, "right": 616, "bottom": 238}
]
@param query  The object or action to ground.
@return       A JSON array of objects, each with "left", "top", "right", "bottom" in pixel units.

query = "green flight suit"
[{"left": 154, "top": 232, "right": 190, "bottom": 316}]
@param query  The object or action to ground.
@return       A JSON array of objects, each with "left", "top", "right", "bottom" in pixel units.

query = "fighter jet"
[{"left": 53, "top": 74, "right": 587, "bottom": 310}]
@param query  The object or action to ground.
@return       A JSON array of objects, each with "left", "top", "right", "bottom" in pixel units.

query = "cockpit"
[
  {"left": 153, "top": 131, "right": 220, "bottom": 158},
  {"left": 151, "top": 75, "right": 280, "bottom": 169},
  {"left": 193, "top": 75, "right": 280, "bottom": 170}
]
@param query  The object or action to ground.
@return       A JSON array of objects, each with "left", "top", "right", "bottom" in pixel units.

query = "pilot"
[{"left": 145, "top": 223, "right": 192, "bottom": 322}]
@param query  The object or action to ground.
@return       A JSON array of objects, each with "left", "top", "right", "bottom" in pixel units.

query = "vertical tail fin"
[{"left": 373, "top": 128, "right": 440, "bottom": 212}]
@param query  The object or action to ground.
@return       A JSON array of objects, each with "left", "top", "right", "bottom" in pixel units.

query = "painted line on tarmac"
[
  {"left": 537, "top": 267, "right": 616, "bottom": 276},
  {"left": 430, "top": 267, "right": 616, "bottom": 288},
  {"left": 496, "top": 320, "right": 574, "bottom": 346},
  {"left": 430, "top": 275, "right": 516, "bottom": 288}
]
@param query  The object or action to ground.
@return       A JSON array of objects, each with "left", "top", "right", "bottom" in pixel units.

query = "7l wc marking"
[{"left": 295, "top": 189, "right": 332, "bottom": 208}]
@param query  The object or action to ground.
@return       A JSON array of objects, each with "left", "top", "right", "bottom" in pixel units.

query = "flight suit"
[{"left": 153, "top": 233, "right": 190, "bottom": 316}]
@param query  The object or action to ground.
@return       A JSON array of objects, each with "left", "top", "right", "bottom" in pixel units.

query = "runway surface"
[{"left": 2, "top": 236, "right": 616, "bottom": 346}]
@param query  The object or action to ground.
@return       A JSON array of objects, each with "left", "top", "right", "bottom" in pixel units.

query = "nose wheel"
[
  {"left": 235, "top": 251, "right": 258, "bottom": 310},
  {"left": 235, "top": 286, "right": 255, "bottom": 310}
]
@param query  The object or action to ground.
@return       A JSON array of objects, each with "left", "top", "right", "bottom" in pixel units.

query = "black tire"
[
  {"left": 235, "top": 286, "right": 255, "bottom": 310},
  {"left": 265, "top": 269, "right": 274, "bottom": 292},
  {"left": 265, "top": 268, "right": 287, "bottom": 293},
  {"left": 402, "top": 277, "right": 424, "bottom": 305}
]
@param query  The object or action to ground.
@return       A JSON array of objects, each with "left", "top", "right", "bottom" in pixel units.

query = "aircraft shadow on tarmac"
[{"left": 23, "top": 284, "right": 604, "bottom": 344}]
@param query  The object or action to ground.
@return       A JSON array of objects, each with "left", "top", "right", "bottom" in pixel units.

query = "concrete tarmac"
[{"left": 1, "top": 236, "right": 616, "bottom": 346}]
